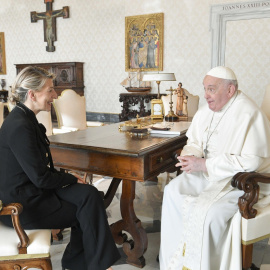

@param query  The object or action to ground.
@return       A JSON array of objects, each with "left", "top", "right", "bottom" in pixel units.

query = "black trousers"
[{"left": 2, "top": 184, "right": 120, "bottom": 270}]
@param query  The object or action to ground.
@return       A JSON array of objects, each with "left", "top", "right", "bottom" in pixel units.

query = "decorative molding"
[{"left": 210, "top": 0, "right": 270, "bottom": 67}]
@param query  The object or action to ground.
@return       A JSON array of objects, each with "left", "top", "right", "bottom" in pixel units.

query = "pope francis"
[{"left": 159, "top": 66, "right": 270, "bottom": 270}]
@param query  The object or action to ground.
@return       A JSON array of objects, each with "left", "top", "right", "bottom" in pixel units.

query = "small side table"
[{"left": 119, "top": 92, "right": 159, "bottom": 121}]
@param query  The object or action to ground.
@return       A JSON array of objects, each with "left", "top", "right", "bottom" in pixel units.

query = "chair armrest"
[
  {"left": 231, "top": 172, "right": 270, "bottom": 219},
  {"left": 0, "top": 200, "right": 29, "bottom": 254}
]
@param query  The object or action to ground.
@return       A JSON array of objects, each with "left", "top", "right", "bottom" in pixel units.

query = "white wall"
[{"left": 0, "top": 0, "right": 269, "bottom": 115}]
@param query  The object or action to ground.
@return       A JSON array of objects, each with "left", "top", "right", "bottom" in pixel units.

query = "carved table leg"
[
  {"left": 104, "top": 178, "right": 122, "bottom": 209},
  {"left": 110, "top": 179, "right": 147, "bottom": 268}
]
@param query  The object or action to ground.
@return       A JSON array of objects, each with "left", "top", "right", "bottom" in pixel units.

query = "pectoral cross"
[{"left": 31, "top": 0, "right": 69, "bottom": 52}]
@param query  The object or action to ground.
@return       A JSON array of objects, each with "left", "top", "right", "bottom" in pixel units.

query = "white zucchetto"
[{"left": 207, "top": 66, "right": 237, "bottom": 81}]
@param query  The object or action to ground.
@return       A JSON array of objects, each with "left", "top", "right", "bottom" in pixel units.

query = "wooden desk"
[{"left": 49, "top": 122, "right": 188, "bottom": 267}]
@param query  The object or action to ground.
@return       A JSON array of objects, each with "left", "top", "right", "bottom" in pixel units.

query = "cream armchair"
[
  {"left": 232, "top": 172, "right": 270, "bottom": 270},
  {"left": 36, "top": 111, "right": 76, "bottom": 137},
  {"left": 53, "top": 89, "right": 104, "bottom": 131},
  {"left": 36, "top": 111, "right": 54, "bottom": 136},
  {"left": 161, "top": 88, "right": 199, "bottom": 118},
  {"left": 0, "top": 200, "right": 52, "bottom": 270},
  {"left": 230, "top": 84, "right": 270, "bottom": 270}
]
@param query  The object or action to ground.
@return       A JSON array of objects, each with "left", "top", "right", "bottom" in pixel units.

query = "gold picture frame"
[
  {"left": 125, "top": 13, "right": 164, "bottom": 72},
  {"left": 0, "top": 32, "right": 6, "bottom": 75}
]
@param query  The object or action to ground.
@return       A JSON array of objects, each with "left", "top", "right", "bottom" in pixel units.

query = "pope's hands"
[{"left": 176, "top": 155, "right": 207, "bottom": 173}]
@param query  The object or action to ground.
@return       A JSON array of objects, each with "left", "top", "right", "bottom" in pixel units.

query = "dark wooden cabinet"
[
  {"left": 15, "top": 62, "right": 84, "bottom": 121},
  {"left": 119, "top": 92, "right": 166, "bottom": 121},
  {"left": 15, "top": 62, "right": 84, "bottom": 97}
]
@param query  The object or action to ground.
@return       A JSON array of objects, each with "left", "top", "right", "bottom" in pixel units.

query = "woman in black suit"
[{"left": 0, "top": 66, "right": 120, "bottom": 270}]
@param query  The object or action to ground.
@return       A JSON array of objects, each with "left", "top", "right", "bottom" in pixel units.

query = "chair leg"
[
  {"left": 42, "top": 257, "right": 53, "bottom": 270},
  {"left": 242, "top": 243, "right": 253, "bottom": 270},
  {"left": 51, "top": 229, "right": 64, "bottom": 241}
]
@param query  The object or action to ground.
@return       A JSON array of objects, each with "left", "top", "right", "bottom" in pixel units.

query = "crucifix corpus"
[{"left": 31, "top": 0, "right": 69, "bottom": 52}]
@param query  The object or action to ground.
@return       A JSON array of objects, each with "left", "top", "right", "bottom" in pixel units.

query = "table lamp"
[
  {"left": 142, "top": 73, "right": 176, "bottom": 120},
  {"left": 142, "top": 73, "right": 176, "bottom": 99}
]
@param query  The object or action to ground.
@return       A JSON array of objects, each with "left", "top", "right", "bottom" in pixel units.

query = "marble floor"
[{"left": 43, "top": 173, "right": 270, "bottom": 270}]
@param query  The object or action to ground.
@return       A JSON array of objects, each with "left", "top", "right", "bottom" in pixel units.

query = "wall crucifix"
[{"left": 31, "top": 0, "right": 69, "bottom": 52}]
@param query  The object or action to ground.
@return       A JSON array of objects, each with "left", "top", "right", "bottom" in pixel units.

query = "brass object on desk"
[
  {"left": 150, "top": 98, "right": 164, "bottom": 120},
  {"left": 129, "top": 127, "right": 149, "bottom": 138},
  {"left": 118, "top": 115, "right": 161, "bottom": 132},
  {"left": 164, "top": 87, "right": 179, "bottom": 122}
]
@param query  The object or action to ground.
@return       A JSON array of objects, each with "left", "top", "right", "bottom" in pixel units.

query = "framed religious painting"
[
  {"left": 125, "top": 13, "right": 164, "bottom": 72},
  {"left": 0, "top": 32, "right": 6, "bottom": 75}
]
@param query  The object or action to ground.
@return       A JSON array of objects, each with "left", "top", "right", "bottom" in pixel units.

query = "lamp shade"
[{"left": 142, "top": 73, "right": 176, "bottom": 82}]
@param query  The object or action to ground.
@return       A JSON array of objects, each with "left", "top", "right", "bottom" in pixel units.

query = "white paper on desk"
[{"left": 149, "top": 121, "right": 192, "bottom": 135}]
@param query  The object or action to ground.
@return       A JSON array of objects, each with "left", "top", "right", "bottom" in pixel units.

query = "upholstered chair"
[
  {"left": 53, "top": 89, "right": 104, "bottom": 131},
  {"left": 36, "top": 111, "right": 54, "bottom": 136},
  {"left": 231, "top": 84, "right": 270, "bottom": 270},
  {"left": 52, "top": 90, "right": 104, "bottom": 240},
  {"left": 0, "top": 102, "right": 4, "bottom": 128},
  {"left": 0, "top": 200, "right": 52, "bottom": 270},
  {"left": 232, "top": 172, "right": 270, "bottom": 270},
  {"left": 36, "top": 111, "right": 75, "bottom": 137},
  {"left": 161, "top": 88, "right": 200, "bottom": 118}
]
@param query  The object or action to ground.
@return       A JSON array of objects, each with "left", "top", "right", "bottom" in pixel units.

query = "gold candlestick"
[{"left": 164, "top": 87, "right": 179, "bottom": 122}]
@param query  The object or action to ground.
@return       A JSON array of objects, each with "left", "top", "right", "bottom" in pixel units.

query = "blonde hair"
[{"left": 10, "top": 66, "right": 55, "bottom": 104}]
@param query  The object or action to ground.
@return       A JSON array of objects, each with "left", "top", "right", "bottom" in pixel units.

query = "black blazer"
[{"left": 0, "top": 103, "right": 77, "bottom": 225}]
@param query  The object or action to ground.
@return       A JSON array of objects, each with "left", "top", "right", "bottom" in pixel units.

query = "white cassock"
[{"left": 159, "top": 90, "right": 270, "bottom": 270}]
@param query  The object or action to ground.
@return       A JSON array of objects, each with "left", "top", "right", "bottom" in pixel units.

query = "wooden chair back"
[
  {"left": 36, "top": 111, "right": 53, "bottom": 136},
  {"left": 53, "top": 89, "right": 87, "bottom": 130},
  {"left": 0, "top": 200, "right": 52, "bottom": 270}
]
